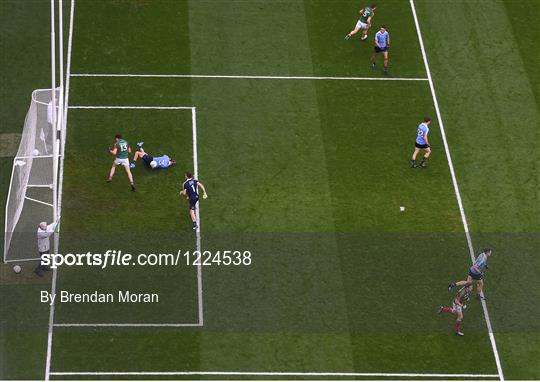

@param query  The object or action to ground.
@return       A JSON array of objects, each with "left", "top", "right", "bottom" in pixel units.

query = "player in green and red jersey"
[
  {"left": 345, "top": 4, "right": 376, "bottom": 41},
  {"left": 107, "top": 134, "right": 135, "bottom": 191},
  {"left": 438, "top": 284, "right": 472, "bottom": 336}
]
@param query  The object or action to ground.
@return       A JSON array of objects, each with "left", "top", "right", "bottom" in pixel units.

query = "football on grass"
[{"left": 13, "top": 265, "right": 21, "bottom": 273}]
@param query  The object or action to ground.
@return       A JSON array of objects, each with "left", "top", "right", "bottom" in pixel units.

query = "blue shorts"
[
  {"left": 468, "top": 270, "right": 484, "bottom": 280},
  {"left": 142, "top": 153, "right": 154, "bottom": 166},
  {"left": 188, "top": 197, "right": 199, "bottom": 210}
]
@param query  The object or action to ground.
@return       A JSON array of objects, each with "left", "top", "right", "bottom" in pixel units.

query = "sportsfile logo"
[{"left": 40, "top": 249, "right": 252, "bottom": 269}]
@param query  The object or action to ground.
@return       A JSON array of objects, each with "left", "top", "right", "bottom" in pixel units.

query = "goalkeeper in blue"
[
  {"left": 180, "top": 172, "right": 208, "bottom": 230},
  {"left": 130, "top": 142, "right": 176, "bottom": 169},
  {"left": 448, "top": 247, "right": 492, "bottom": 300}
]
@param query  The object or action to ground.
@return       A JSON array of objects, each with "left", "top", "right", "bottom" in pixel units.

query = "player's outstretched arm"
[
  {"left": 109, "top": 147, "right": 117, "bottom": 155},
  {"left": 198, "top": 182, "right": 208, "bottom": 198}
]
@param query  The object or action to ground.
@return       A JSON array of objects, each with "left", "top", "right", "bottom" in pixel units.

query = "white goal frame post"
[{"left": 3, "top": 0, "right": 66, "bottom": 263}]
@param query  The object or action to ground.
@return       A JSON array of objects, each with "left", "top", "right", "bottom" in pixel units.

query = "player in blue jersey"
[
  {"left": 130, "top": 142, "right": 176, "bottom": 169},
  {"left": 371, "top": 25, "right": 390, "bottom": 75},
  {"left": 411, "top": 117, "right": 432, "bottom": 168},
  {"left": 180, "top": 172, "right": 208, "bottom": 230},
  {"left": 448, "top": 248, "right": 492, "bottom": 300}
]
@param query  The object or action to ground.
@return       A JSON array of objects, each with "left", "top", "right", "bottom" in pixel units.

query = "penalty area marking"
[
  {"left": 409, "top": 0, "right": 504, "bottom": 380},
  {"left": 49, "top": 371, "right": 500, "bottom": 378},
  {"left": 53, "top": 105, "right": 204, "bottom": 328},
  {"left": 71, "top": 73, "right": 429, "bottom": 81}
]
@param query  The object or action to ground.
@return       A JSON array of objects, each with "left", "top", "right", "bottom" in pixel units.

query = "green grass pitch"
[{"left": 0, "top": 0, "right": 538, "bottom": 380}]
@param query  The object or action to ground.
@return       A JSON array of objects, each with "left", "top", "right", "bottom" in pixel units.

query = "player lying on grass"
[
  {"left": 411, "top": 117, "right": 432, "bottom": 168},
  {"left": 439, "top": 284, "right": 472, "bottom": 336},
  {"left": 371, "top": 25, "right": 390, "bottom": 75},
  {"left": 345, "top": 4, "right": 376, "bottom": 41},
  {"left": 448, "top": 248, "right": 492, "bottom": 300},
  {"left": 107, "top": 134, "right": 135, "bottom": 191},
  {"left": 180, "top": 172, "right": 207, "bottom": 230},
  {"left": 130, "top": 142, "right": 176, "bottom": 169}
]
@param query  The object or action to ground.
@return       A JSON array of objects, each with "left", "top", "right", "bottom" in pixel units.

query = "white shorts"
[
  {"left": 114, "top": 158, "right": 129, "bottom": 166},
  {"left": 452, "top": 303, "right": 463, "bottom": 315},
  {"left": 356, "top": 20, "right": 369, "bottom": 30}
]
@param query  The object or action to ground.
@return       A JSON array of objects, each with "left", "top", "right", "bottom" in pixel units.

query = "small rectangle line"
[{"left": 53, "top": 323, "right": 203, "bottom": 327}]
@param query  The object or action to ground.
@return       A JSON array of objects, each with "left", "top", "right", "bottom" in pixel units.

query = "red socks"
[{"left": 441, "top": 306, "right": 452, "bottom": 314}]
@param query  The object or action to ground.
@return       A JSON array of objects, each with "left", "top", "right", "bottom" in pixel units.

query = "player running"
[
  {"left": 448, "top": 248, "right": 492, "bottom": 300},
  {"left": 130, "top": 142, "right": 176, "bottom": 169},
  {"left": 411, "top": 117, "right": 432, "bottom": 168},
  {"left": 438, "top": 284, "right": 472, "bottom": 336},
  {"left": 179, "top": 172, "right": 208, "bottom": 230},
  {"left": 107, "top": 134, "right": 135, "bottom": 191},
  {"left": 371, "top": 25, "right": 390, "bottom": 74},
  {"left": 345, "top": 4, "right": 377, "bottom": 41}
]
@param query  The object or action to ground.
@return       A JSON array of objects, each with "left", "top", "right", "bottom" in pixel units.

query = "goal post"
[
  {"left": 3, "top": 88, "right": 60, "bottom": 263},
  {"left": 3, "top": 0, "right": 67, "bottom": 264}
]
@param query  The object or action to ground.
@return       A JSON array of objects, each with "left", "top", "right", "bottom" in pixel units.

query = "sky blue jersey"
[
  {"left": 470, "top": 252, "right": 488, "bottom": 275},
  {"left": 153, "top": 155, "right": 171, "bottom": 168},
  {"left": 375, "top": 31, "right": 389, "bottom": 48},
  {"left": 416, "top": 123, "right": 429, "bottom": 145}
]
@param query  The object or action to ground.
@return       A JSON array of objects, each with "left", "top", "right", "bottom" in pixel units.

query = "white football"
[
  {"left": 150, "top": 160, "right": 157, "bottom": 168},
  {"left": 13, "top": 265, "right": 21, "bottom": 273},
  {"left": 33, "top": 149, "right": 40, "bottom": 156}
]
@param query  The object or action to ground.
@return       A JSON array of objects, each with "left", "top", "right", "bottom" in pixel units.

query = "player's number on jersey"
[
  {"left": 191, "top": 184, "right": 196, "bottom": 193},
  {"left": 119, "top": 143, "right": 128, "bottom": 151},
  {"left": 362, "top": 9, "right": 369, "bottom": 17}
]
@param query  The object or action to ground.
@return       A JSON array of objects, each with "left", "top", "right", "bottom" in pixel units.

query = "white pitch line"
[
  {"left": 192, "top": 107, "right": 204, "bottom": 326},
  {"left": 45, "top": 1, "right": 74, "bottom": 380},
  {"left": 409, "top": 1, "right": 504, "bottom": 381},
  {"left": 71, "top": 73, "right": 429, "bottom": 81},
  {"left": 54, "top": 323, "right": 203, "bottom": 327},
  {"left": 56, "top": 106, "right": 203, "bottom": 328},
  {"left": 69, "top": 105, "right": 194, "bottom": 110},
  {"left": 49, "top": 371, "right": 500, "bottom": 378}
]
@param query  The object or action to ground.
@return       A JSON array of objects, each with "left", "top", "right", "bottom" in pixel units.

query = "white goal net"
[{"left": 3, "top": 88, "right": 59, "bottom": 262}]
